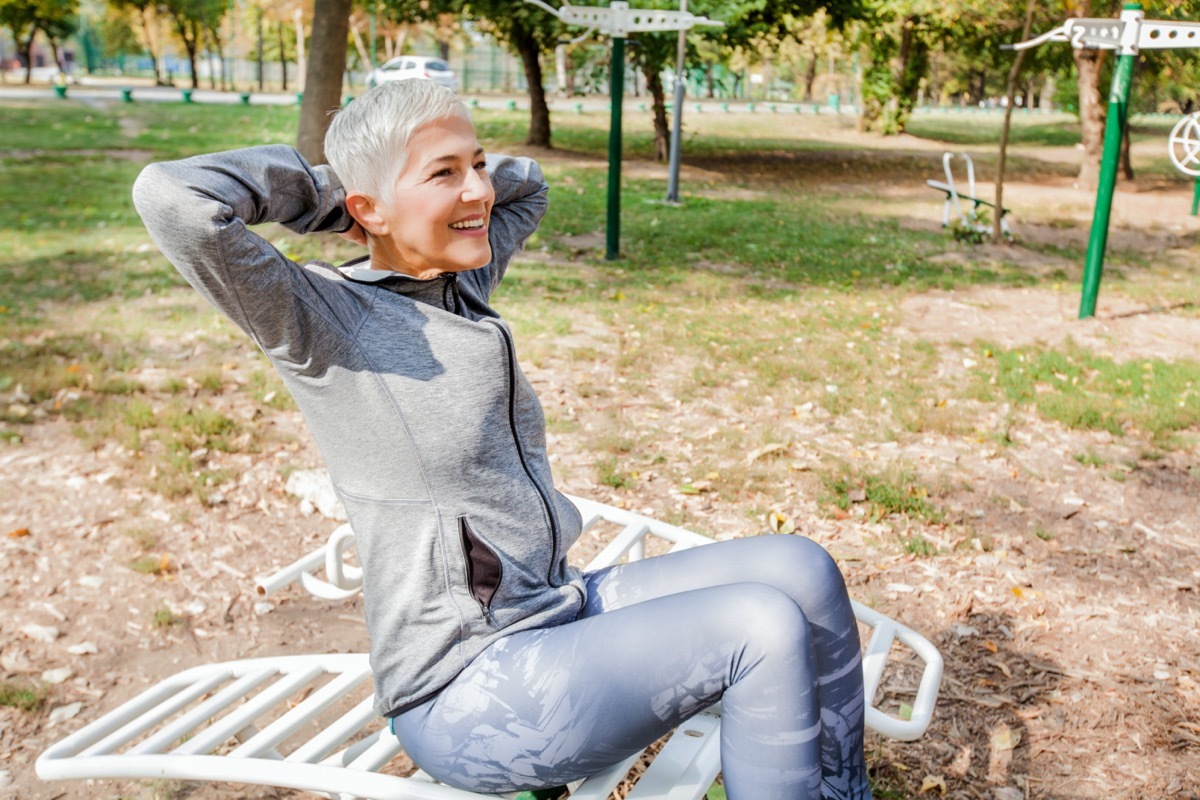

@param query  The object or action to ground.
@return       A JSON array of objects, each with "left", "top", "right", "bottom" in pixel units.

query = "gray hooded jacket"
[{"left": 132, "top": 144, "right": 585, "bottom": 717}]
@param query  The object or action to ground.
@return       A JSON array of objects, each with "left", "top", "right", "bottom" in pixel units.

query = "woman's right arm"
[{"left": 131, "top": 145, "right": 356, "bottom": 353}]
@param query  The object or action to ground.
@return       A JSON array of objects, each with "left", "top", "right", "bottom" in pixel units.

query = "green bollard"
[
  {"left": 793, "top": 104, "right": 801, "bottom": 113},
  {"left": 768, "top": 103, "right": 777, "bottom": 113},
  {"left": 505, "top": 99, "right": 516, "bottom": 111},
  {"left": 693, "top": 102, "right": 701, "bottom": 113},
  {"left": 1079, "top": 2, "right": 1141, "bottom": 319},
  {"left": 120, "top": 87, "right": 133, "bottom": 103},
  {"left": 239, "top": 92, "right": 250, "bottom": 105},
  {"left": 54, "top": 84, "right": 68, "bottom": 99},
  {"left": 343, "top": 94, "right": 354, "bottom": 106},
  {"left": 720, "top": 102, "right": 729, "bottom": 113},
  {"left": 638, "top": 102, "right": 646, "bottom": 112},
  {"left": 574, "top": 102, "right": 583, "bottom": 114},
  {"left": 747, "top": 102, "right": 755, "bottom": 112},
  {"left": 468, "top": 97, "right": 479, "bottom": 109},
  {"left": 296, "top": 92, "right": 303, "bottom": 105},
  {"left": 181, "top": 88, "right": 193, "bottom": 103},
  {"left": 1192, "top": 177, "right": 1200, "bottom": 216}
]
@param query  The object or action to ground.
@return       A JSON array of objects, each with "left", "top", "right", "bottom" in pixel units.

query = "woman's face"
[{"left": 375, "top": 114, "right": 495, "bottom": 279}]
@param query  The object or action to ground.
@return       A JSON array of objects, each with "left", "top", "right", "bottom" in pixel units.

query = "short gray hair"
[{"left": 325, "top": 80, "right": 469, "bottom": 204}]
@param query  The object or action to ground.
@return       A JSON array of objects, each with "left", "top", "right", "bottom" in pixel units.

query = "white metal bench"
[
  {"left": 38, "top": 496, "right": 943, "bottom": 800},
  {"left": 927, "top": 151, "right": 1012, "bottom": 237}
]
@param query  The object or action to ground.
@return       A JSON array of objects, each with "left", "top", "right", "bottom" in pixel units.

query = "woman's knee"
[
  {"left": 718, "top": 583, "right": 812, "bottom": 656},
  {"left": 755, "top": 535, "right": 848, "bottom": 600}
]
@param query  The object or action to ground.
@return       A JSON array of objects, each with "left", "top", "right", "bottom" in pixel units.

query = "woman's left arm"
[{"left": 481, "top": 155, "right": 549, "bottom": 294}]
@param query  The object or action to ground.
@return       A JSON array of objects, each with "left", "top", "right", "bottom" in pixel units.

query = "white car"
[{"left": 365, "top": 56, "right": 457, "bottom": 92}]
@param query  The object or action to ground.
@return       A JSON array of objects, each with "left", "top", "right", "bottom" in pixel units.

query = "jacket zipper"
[
  {"left": 442, "top": 273, "right": 461, "bottom": 315},
  {"left": 459, "top": 517, "right": 502, "bottom": 620},
  {"left": 491, "top": 320, "right": 562, "bottom": 584}
]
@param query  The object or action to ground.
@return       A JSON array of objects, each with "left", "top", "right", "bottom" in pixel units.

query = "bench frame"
[
  {"left": 927, "top": 151, "right": 1012, "bottom": 238},
  {"left": 38, "top": 496, "right": 943, "bottom": 800}
]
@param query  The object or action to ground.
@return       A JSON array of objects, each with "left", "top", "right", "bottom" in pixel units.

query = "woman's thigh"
[
  {"left": 392, "top": 582, "right": 820, "bottom": 796},
  {"left": 582, "top": 534, "right": 854, "bottom": 632}
]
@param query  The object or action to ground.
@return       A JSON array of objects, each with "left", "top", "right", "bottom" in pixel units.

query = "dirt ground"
[{"left": 3, "top": 163, "right": 1200, "bottom": 800}]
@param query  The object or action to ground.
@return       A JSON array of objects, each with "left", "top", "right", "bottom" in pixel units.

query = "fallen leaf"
[
  {"left": 919, "top": 775, "right": 947, "bottom": 795},
  {"left": 745, "top": 442, "right": 788, "bottom": 464},
  {"left": 991, "top": 725, "right": 1021, "bottom": 751},
  {"left": 6, "top": 528, "right": 30, "bottom": 538},
  {"left": 983, "top": 640, "right": 998, "bottom": 653}
]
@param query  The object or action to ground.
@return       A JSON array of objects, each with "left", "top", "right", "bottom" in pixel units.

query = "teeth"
[{"left": 450, "top": 219, "right": 484, "bottom": 230}]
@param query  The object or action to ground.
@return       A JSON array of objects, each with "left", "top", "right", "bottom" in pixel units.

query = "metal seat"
[{"left": 38, "top": 496, "right": 942, "bottom": 799}]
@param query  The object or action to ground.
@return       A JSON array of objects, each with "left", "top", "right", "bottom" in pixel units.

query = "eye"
[
  {"left": 474, "top": 160, "right": 487, "bottom": 171},
  {"left": 431, "top": 167, "right": 454, "bottom": 179}
]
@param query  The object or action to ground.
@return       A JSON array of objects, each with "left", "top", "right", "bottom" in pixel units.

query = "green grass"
[
  {"left": 2, "top": 96, "right": 1198, "bottom": 526},
  {"left": 820, "top": 462, "right": 943, "bottom": 524},
  {"left": 974, "top": 341, "right": 1200, "bottom": 439},
  {"left": 0, "top": 679, "right": 46, "bottom": 712}
]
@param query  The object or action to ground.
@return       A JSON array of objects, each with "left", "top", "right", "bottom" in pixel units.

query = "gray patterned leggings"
[{"left": 392, "top": 535, "right": 869, "bottom": 800}]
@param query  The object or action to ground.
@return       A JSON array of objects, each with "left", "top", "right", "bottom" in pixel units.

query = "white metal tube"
[
  {"left": 77, "top": 673, "right": 231, "bottom": 757},
  {"left": 256, "top": 547, "right": 327, "bottom": 596},
  {"left": 129, "top": 669, "right": 278, "bottom": 755},
  {"left": 230, "top": 668, "right": 372, "bottom": 758},
  {"left": 286, "top": 696, "right": 377, "bottom": 764},
  {"left": 174, "top": 666, "right": 325, "bottom": 755}
]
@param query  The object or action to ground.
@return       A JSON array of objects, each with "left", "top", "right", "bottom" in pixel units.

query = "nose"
[{"left": 462, "top": 167, "right": 492, "bottom": 204}]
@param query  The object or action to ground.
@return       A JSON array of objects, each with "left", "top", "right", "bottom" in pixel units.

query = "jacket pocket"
[{"left": 459, "top": 517, "right": 503, "bottom": 617}]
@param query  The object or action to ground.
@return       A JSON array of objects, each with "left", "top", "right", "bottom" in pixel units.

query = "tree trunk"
[
  {"left": 21, "top": 29, "right": 36, "bottom": 84},
  {"left": 256, "top": 10, "right": 264, "bottom": 90},
  {"left": 644, "top": 61, "right": 669, "bottom": 162},
  {"left": 511, "top": 21, "right": 551, "bottom": 147},
  {"left": 139, "top": 7, "right": 163, "bottom": 84},
  {"left": 705, "top": 62, "right": 714, "bottom": 98},
  {"left": 994, "top": 0, "right": 1036, "bottom": 242},
  {"left": 1120, "top": 116, "right": 1134, "bottom": 180},
  {"left": 349, "top": 16, "right": 371, "bottom": 72},
  {"left": 278, "top": 21, "right": 287, "bottom": 91},
  {"left": 803, "top": 55, "right": 817, "bottom": 102},
  {"left": 294, "top": 9, "right": 306, "bottom": 92},
  {"left": 1073, "top": 47, "right": 1105, "bottom": 188},
  {"left": 207, "top": 42, "right": 217, "bottom": 89},
  {"left": 296, "top": 0, "right": 352, "bottom": 164}
]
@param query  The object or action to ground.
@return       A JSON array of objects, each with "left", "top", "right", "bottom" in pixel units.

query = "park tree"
[
  {"left": 0, "top": 0, "right": 78, "bottom": 83},
  {"left": 108, "top": 0, "right": 168, "bottom": 84},
  {"left": 459, "top": 0, "right": 563, "bottom": 147},
  {"left": 159, "top": 0, "right": 227, "bottom": 89},
  {"left": 295, "top": 0, "right": 352, "bottom": 163}
]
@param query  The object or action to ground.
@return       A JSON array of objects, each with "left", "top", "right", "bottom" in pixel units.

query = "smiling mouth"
[{"left": 449, "top": 218, "right": 486, "bottom": 230}]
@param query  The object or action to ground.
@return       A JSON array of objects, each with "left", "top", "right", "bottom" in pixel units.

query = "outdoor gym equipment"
[
  {"left": 1168, "top": 112, "right": 1200, "bottom": 215},
  {"left": 38, "top": 496, "right": 944, "bottom": 800},
  {"left": 524, "top": 1, "right": 722, "bottom": 259},
  {"left": 1007, "top": 3, "right": 1200, "bottom": 318},
  {"left": 927, "top": 152, "right": 1012, "bottom": 237}
]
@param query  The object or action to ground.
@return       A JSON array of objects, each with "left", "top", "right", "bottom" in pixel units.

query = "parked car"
[{"left": 365, "top": 56, "right": 457, "bottom": 92}]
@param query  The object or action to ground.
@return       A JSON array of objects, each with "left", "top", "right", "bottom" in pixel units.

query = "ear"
[{"left": 346, "top": 192, "right": 389, "bottom": 237}]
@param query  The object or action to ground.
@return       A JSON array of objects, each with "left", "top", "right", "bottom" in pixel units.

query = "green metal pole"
[
  {"left": 1079, "top": 3, "right": 1141, "bottom": 319},
  {"left": 1192, "top": 176, "right": 1200, "bottom": 216},
  {"left": 606, "top": 36, "right": 625, "bottom": 261}
]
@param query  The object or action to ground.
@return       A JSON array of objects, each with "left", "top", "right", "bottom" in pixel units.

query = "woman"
[{"left": 132, "top": 80, "right": 870, "bottom": 800}]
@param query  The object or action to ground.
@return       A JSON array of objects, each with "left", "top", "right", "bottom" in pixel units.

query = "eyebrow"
[{"left": 424, "top": 148, "right": 486, "bottom": 169}]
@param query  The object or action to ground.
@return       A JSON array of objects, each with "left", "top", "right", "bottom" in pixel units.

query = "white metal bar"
[
  {"left": 347, "top": 730, "right": 406, "bottom": 772},
  {"left": 38, "top": 754, "right": 500, "bottom": 799},
  {"left": 129, "top": 669, "right": 278, "bottom": 755},
  {"left": 583, "top": 521, "right": 649, "bottom": 571},
  {"left": 173, "top": 666, "right": 324, "bottom": 756},
  {"left": 78, "top": 672, "right": 232, "bottom": 757},
  {"left": 287, "top": 696, "right": 378, "bottom": 764},
  {"left": 230, "top": 668, "right": 373, "bottom": 758},
  {"left": 624, "top": 709, "right": 722, "bottom": 800},
  {"left": 566, "top": 752, "right": 644, "bottom": 800},
  {"left": 257, "top": 547, "right": 326, "bottom": 596}
]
